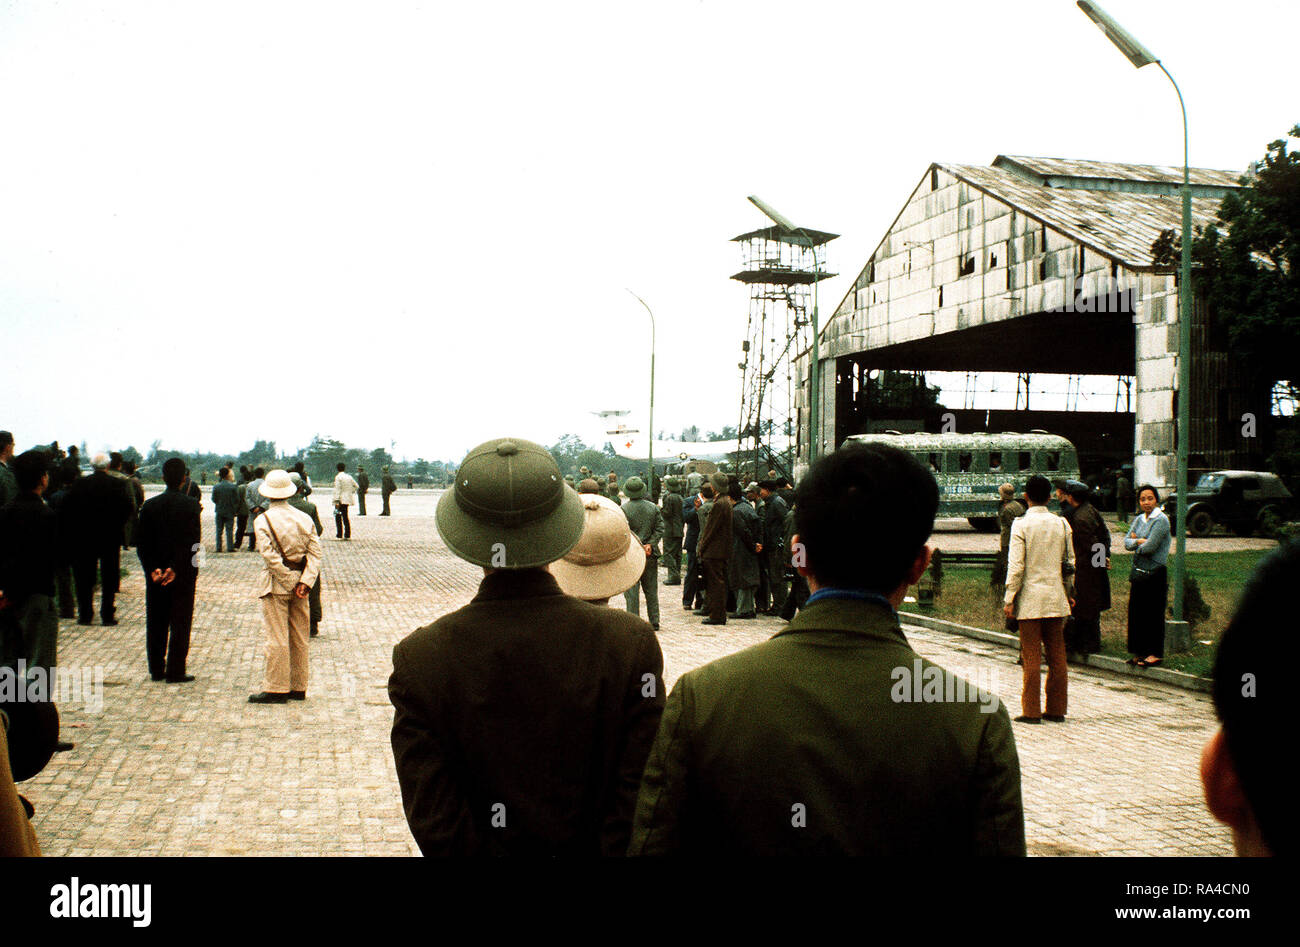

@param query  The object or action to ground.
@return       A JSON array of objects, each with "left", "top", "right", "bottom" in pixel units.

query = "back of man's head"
[
  {"left": 1025, "top": 474, "right": 1051, "bottom": 504},
  {"left": 13, "top": 450, "right": 50, "bottom": 493},
  {"left": 162, "top": 457, "right": 187, "bottom": 489},
  {"left": 795, "top": 444, "right": 938, "bottom": 594},
  {"left": 254, "top": 467, "right": 265, "bottom": 479},
  {"left": 337, "top": 462, "right": 346, "bottom": 472},
  {"left": 109, "top": 451, "right": 123, "bottom": 470},
  {"left": 0, "top": 431, "right": 14, "bottom": 456},
  {"left": 1208, "top": 540, "right": 1295, "bottom": 855}
]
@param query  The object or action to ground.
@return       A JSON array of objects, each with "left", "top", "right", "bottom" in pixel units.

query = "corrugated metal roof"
[
  {"left": 994, "top": 154, "right": 1242, "bottom": 189},
  {"left": 938, "top": 161, "right": 1231, "bottom": 269}
]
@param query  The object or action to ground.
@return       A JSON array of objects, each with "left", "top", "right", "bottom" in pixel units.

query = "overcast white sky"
[{"left": 2, "top": 0, "right": 1296, "bottom": 462}]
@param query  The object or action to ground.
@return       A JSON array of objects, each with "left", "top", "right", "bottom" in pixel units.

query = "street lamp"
[
  {"left": 1077, "top": 0, "right": 1192, "bottom": 625},
  {"left": 627, "top": 289, "right": 656, "bottom": 494},
  {"left": 747, "top": 195, "right": 823, "bottom": 468}
]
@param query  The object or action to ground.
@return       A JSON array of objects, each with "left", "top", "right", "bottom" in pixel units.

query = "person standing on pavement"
[
  {"left": 992, "top": 483, "right": 1026, "bottom": 594},
  {"left": 629, "top": 442, "right": 1024, "bottom": 855},
  {"left": 135, "top": 458, "right": 201, "bottom": 683},
  {"left": 211, "top": 466, "right": 239, "bottom": 553},
  {"left": 659, "top": 477, "right": 684, "bottom": 587},
  {"left": 697, "top": 474, "right": 732, "bottom": 625},
  {"left": 356, "top": 466, "right": 369, "bottom": 516},
  {"left": 388, "top": 436, "right": 664, "bottom": 855},
  {"left": 62, "top": 453, "right": 134, "bottom": 625},
  {"left": 1003, "top": 474, "right": 1075, "bottom": 724},
  {"left": 1124, "top": 485, "right": 1170, "bottom": 668},
  {"left": 620, "top": 476, "right": 665, "bottom": 631},
  {"left": 246, "top": 467, "right": 267, "bottom": 551},
  {"left": 0, "top": 431, "right": 19, "bottom": 509},
  {"left": 549, "top": 493, "right": 647, "bottom": 606},
  {"left": 331, "top": 463, "right": 358, "bottom": 540},
  {"left": 758, "top": 480, "right": 789, "bottom": 616},
  {"left": 728, "top": 481, "right": 761, "bottom": 620},
  {"left": 1062, "top": 480, "right": 1110, "bottom": 655},
  {"left": 380, "top": 466, "right": 397, "bottom": 516},
  {"left": 248, "top": 470, "right": 322, "bottom": 704},
  {"left": 234, "top": 466, "right": 252, "bottom": 550},
  {"left": 0, "top": 451, "right": 62, "bottom": 678},
  {"left": 681, "top": 485, "right": 703, "bottom": 611},
  {"left": 122, "top": 460, "right": 145, "bottom": 549},
  {"left": 288, "top": 473, "right": 325, "bottom": 638}
]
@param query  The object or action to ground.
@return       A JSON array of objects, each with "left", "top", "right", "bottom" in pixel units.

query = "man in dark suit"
[
  {"left": 696, "top": 473, "right": 732, "bottom": 625},
  {"left": 629, "top": 443, "right": 1025, "bottom": 855},
  {"left": 389, "top": 437, "right": 664, "bottom": 855},
  {"left": 135, "top": 458, "right": 201, "bottom": 683},
  {"left": 355, "top": 466, "right": 369, "bottom": 516},
  {"left": 62, "top": 453, "right": 134, "bottom": 625}
]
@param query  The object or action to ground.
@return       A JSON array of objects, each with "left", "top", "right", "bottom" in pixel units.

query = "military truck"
[{"left": 1162, "top": 470, "right": 1296, "bottom": 537}]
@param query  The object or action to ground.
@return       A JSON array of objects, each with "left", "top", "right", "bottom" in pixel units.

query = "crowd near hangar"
[{"left": 795, "top": 154, "right": 1266, "bottom": 490}]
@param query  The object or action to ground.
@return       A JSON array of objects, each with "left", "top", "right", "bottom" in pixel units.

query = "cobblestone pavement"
[{"left": 24, "top": 489, "right": 1231, "bottom": 856}]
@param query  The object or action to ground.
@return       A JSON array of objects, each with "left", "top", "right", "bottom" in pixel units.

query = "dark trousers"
[
  {"left": 623, "top": 555, "right": 660, "bottom": 627},
  {"left": 381, "top": 492, "right": 392, "bottom": 515},
  {"left": 781, "top": 572, "right": 810, "bottom": 620},
  {"left": 766, "top": 547, "right": 788, "bottom": 613},
  {"left": 215, "top": 513, "right": 235, "bottom": 551},
  {"left": 55, "top": 564, "right": 75, "bottom": 618},
  {"left": 1127, "top": 566, "right": 1167, "bottom": 658},
  {"left": 663, "top": 533, "right": 682, "bottom": 583},
  {"left": 703, "top": 558, "right": 728, "bottom": 623},
  {"left": 73, "top": 541, "right": 121, "bottom": 622},
  {"left": 756, "top": 558, "right": 770, "bottom": 611},
  {"left": 247, "top": 510, "right": 261, "bottom": 550},
  {"left": 358, "top": 492, "right": 367, "bottom": 515},
  {"left": 682, "top": 548, "right": 702, "bottom": 607},
  {"left": 11, "top": 594, "right": 58, "bottom": 672},
  {"left": 146, "top": 577, "right": 195, "bottom": 680},
  {"left": 234, "top": 513, "right": 250, "bottom": 549},
  {"left": 334, "top": 504, "right": 351, "bottom": 539}
]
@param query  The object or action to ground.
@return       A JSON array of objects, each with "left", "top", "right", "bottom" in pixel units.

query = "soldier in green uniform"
[
  {"left": 660, "top": 476, "right": 684, "bottom": 586},
  {"left": 288, "top": 473, "right": 324, "bottom": 637},
  {"left": 381, "top": 466, "right": 397, "bottom": 516},
  {"left": 605, "top": 471, "right": 621, "bottom": 504},
  {"left": 620, "top": 477, "right": 665, "bottom": 630},
  {"left": 356, "top": 466, "right": 369, "bottom": 516}
]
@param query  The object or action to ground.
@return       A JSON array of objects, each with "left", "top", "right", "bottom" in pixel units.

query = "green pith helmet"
[
  {"left": 623, "top": 476, "right": 646, "bottom": 499},
  {"left": 435, "top": 437, "right": 585, "bottom": 569}
]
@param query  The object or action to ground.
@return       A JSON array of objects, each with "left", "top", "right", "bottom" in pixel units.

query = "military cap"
[{"left": 623, "top": 476, "right": 647, "bottom": 499}]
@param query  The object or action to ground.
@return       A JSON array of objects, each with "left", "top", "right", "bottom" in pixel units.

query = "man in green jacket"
[
  {"left": 659, "top": 477, "right": 684, "bottom": 586},
  {"left": 629, "top": 442, "right": 1025, "bottom": 855},
  {"left": 380, "top": 466, "right": 397, "bottom": 516},
  {"left": 621, "top": 476, "right": 665, "bottom": 631},
  {"left": 288, "top": 473, "right": 325, "bottom": 637}
]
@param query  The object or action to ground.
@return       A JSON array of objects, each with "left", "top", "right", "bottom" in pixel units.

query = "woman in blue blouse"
[{"left": 1125, "top": 484, "right": 1171, "bottom": 667}]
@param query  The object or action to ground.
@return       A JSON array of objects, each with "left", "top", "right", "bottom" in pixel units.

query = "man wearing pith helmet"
[{"left": 388, "top": 436, "right": 665, "bottom": 856}]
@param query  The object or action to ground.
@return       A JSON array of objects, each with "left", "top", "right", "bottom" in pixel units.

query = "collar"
[
  {"left": 472, "top": 568, "right": 566, "bottom": 603},
  {"left": 805, "top": 587, "right": 895, "bottom": 612},
  {"left": 774, "top": 595, "right": 909, "bottom": 647}
]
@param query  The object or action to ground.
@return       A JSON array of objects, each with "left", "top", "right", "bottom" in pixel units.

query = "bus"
[{"left": 839, "top": 431, "right": 1081, "bottom": 531}]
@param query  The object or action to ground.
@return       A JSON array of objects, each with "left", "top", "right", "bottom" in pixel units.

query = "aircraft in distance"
[{"left": 592, "top": 411, "right": 737, "bottom": 462}]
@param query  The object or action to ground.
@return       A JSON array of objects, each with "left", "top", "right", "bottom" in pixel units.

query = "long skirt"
[{"left": 1126, "top": 565, "right": 1167, "bottom": 658}]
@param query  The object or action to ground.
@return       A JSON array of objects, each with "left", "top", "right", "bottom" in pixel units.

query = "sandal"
[
  {"left": 1138, "top": 657, "right": 1163, "bottom": 668},
  {"left": 1125, "top": 657, "right": 1138, "bottom": 665}
]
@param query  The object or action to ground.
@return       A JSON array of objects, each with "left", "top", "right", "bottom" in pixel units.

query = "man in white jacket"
[
  {"left": 331, "top": 462, "right": 359, "bottom": 541},
  {"left": 249, "top": 470, "right": 323, "bottom": 704}
]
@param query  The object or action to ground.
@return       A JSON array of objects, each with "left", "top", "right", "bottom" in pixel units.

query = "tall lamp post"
[
  {"left": 747, "top": 195, "right": 823, "bottom": 467},
  {"left": 1077, "top": 0, "right": 1191, "bottom": 624},
  {"left": 628, "top": 289, "right": 656, "bottom": 494}
]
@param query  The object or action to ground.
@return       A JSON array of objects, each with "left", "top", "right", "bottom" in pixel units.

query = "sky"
[{"left": 2, "top": 0, "right": 1296, "bottom": 463}]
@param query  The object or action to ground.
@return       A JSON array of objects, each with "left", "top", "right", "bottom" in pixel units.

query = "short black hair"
[
  {"left": 162, "top": 457, "right": 187, "bottom": 488},
  {"left": 727, "top": 481, "right": 743, "bottom": 501},
  {"left": 758, "top": 479, "right": 777, "bottom": 491},
  {"left": 337, "top": 462, "right": 346, "bottom": 472},
  {"left": 1025, "top": 475, "right": 1051, "bottom": 504},
  {"left": 0, "top": 431, "right": 13, "bottom": 450},
  {"left": 254, "top": 467, "right": 265, "bottom": 479},
  {"left": 1137, "top": 484, "right": 1160, "bottom": 502},
  {"left": 219, "top": 465, "right": 230, "bottom": 479},
  {"left": 700, "top": 484, "right": 714, "bottom": 499},
  {"left": 109, "top": 451, "right": 123, "bottom": 470},
  {"left": 795, "top": 443, "right": 938, "bottom": 594},
  {"left": 1213, "top": 540, "right": 1296, "bottom": 855},
  {"left": 13, "top": 450, "right": 50, "bottom": 492}
]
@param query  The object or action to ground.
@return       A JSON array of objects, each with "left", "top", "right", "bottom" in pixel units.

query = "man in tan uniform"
[{"left": 248, "top": 470, "right": 322, "bottom": 704}]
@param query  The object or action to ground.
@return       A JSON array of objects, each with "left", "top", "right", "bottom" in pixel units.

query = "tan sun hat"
[
  {"left": 549, "top": 493, "right": 646, "bottom": 601},
  {"left": 260, "top": 469, "right": 298, "bottom": 500}
]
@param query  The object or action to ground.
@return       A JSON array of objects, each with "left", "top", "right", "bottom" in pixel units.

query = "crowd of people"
[{"left": 1, "top": 429, "right": 1287, "bottom": 856}]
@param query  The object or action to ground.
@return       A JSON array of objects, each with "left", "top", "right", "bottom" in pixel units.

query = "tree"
[
  {"left": 1152, "top": 126, "right": 1300, "bottom": 387},
  {"left": 304, "top": 435, "right": 348, "bottom": 482},
  {"left": 369, "top": 447, "right": 393, "bottom": 470}
]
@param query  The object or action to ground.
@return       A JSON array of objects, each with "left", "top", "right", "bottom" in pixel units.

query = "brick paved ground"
[{"left": 23, "top": 488, "right": 1232, "bottom": 855}]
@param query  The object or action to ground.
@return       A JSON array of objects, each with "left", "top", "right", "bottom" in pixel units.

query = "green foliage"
[{"left": 1152, "top": 126, "right": 1300, "bottom": 385}]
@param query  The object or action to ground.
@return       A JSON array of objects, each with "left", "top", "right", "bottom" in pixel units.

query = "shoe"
[
  {"left": 248, "top": 692, "right": 289, "bottom": 704},
  {"left": 729, "top": 611, "right": 756, "bottom": 620},
  {"left": 663, "top": 579, "right": 681, "bottom": 586},
  {"left": 288, "top": 690, "right": 306, "bottom": 700},
  {"left": 651, "top": 623, "right": 659, "bottom": 631},
  {"left": 60, "top": 611, "right": 75, "bottom": 620},
  {"left": 1013, "top": 716, "right": 1042, "bottom": 724},
  {"left": 701, "top": 618, "right": 726, "bottom": 625},
  {"left": 77, "top": 618, "right": 94, "bottom": 626},
  {"left": 692, "top": 608, "right": 708, "bottom": 616},
  {"left": 1125, "top": 657, "right": 1138, "bottom": 665},
  {"left": 55, "top": 741, "right": 75, "bottom": 752},
  {"left": 1137, "top": 657, "right": 1163, "bottom": 668},
  {"left": 310, "top": 629, "right": 319, "bottom": 637},
  {"left": 101, "top": 618, "right": 118, "bottom": 626},
  {"left": 166, "top": 675, "right": 195, "bottom": 683},
  {"left": 151, "top": 674, "right": 166, "bottom": 682},
  {"left": 1044, "top": 714, "right": 1066, "bottom": 722}
]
